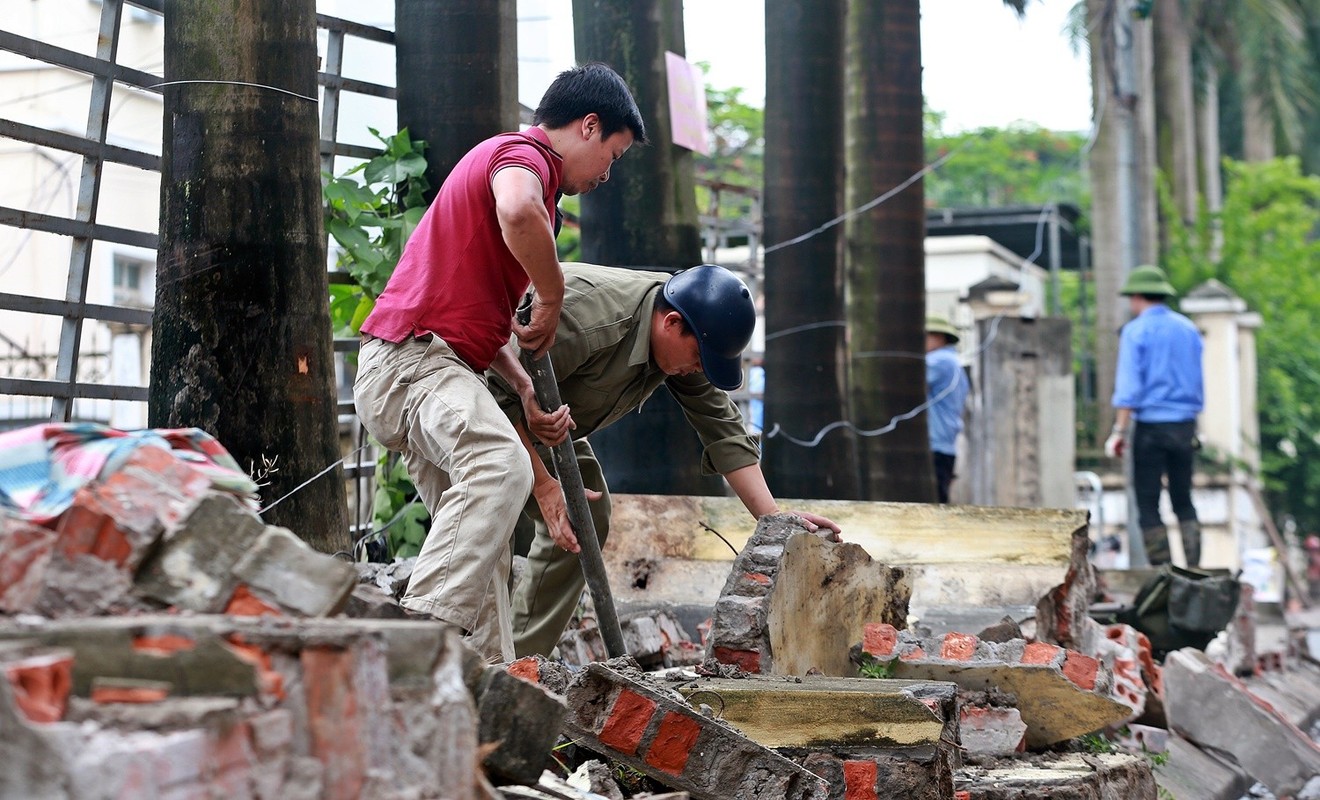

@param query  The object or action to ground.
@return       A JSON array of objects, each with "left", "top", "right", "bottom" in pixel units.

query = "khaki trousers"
[
  {"left": 354, "top": 335, "right": 532, "bottom": 663},
  {"left": 511, "top": 439, "right": 612, "bottom": 657}
]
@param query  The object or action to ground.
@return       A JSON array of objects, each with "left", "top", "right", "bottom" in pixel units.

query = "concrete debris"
[
  {"left": 1164, "top": 647, "right": 1320, "bottom": 797},
  {"left": 954, "top": 753, "right": 1158, "bottom": 799},
  {"left": 552, "top": 608, "right": 704, "bottom": 669},
  {"left": 707, "top": 515, "right": 910, "bottom": 676},
  {"left": 1, "top": 442, "right": 358, "bottom": 623},
  {"left": 1148, "top": 733, "right": 1254, "bottom": 800},
  {"left": 520, "top": 656, "right": 830, "bottom": 800},
  {"left": 0, "top": 618, "right": 499, "bottom": 800},
  {"left": 857, "top": 623, "right": 1131, "bottom": 748}
]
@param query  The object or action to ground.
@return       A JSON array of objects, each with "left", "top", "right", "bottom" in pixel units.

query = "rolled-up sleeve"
[{"left": 665, "top": 373, "right": 761, "bottom": 475}]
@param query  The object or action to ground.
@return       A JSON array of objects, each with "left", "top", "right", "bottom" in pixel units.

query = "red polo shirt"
[{"left": 360, "top": 127, "right": 562, "bottom": 371}]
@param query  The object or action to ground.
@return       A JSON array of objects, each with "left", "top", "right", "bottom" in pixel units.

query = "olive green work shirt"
[{"left": 488, "top": 262, "right": 760, "bottom": 477}]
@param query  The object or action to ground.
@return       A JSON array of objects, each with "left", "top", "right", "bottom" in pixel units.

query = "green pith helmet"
[
  {"left": 925, "top": 315, "right": 960, "bottom": 343},
  {"left": 1120, "top": 265, "right": 1177, "bottom": 297}
]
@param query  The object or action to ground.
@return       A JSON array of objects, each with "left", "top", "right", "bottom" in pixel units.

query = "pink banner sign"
[{"left": 665, "top": 51, "right": 710, "bottom": 155}]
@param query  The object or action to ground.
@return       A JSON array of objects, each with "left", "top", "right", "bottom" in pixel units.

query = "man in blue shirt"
[
  {"left": 1105, "top": 265, "right": 1205, "bottom": 566},
  {"left": 926, "top": 316, "right": 970, "bottom": 503}
]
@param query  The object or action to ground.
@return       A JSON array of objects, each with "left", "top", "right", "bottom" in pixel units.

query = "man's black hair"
[
  {"left": 1139, "top": 294, "right": 1169, "bottom": 303},
  {"left": 654, "top": 290, "right": 692, "bottom": 335},
  {"left": 534, "top": 62, "right": 648, "bottom": 145}
]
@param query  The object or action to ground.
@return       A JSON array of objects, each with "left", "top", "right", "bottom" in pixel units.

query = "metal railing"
[{"left": 0, "top": 2, "right": 394, "bottom": 537}]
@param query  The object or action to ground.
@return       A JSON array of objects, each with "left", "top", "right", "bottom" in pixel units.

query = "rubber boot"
[
  {"left": 1179, "top": 520, "right": 1202, "bottom": 568},
  {"left": 1142, "top": 525, "right": 1171, "bottom": 566}
]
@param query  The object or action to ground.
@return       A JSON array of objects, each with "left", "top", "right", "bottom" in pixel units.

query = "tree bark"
[
  {"left": 153, "top": 0, "right": 347, "bottom": 551},
  {"left": 1153, "top": 0, "right": 1199, "bottom": 226},
  {"left": 760, "top": 0, "right": 860, "bottom": 500},
  {"left": 843, "top": 0, "right": 932, "bottom": 501},
  {"left": 396, "top": 0, "right": 519, "bottom": 201},
  {"left": 572, "top": 0, "right": 703, "bottom": 268}
]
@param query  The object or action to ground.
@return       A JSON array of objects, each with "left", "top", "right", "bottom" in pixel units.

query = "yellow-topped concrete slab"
[
  {"left": 676, "top": 675, "right": 955, "bottom": 749},
  {"left": 605, "top": 494, "right": 1085, "bottom": 566}
]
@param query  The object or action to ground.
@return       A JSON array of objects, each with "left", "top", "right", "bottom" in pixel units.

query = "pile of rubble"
[{"left": 3, "top": 427, "right": 1319, "bottom": 799}]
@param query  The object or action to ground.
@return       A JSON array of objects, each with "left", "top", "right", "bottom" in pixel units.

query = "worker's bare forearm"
[
  {"left": 492, "top": 168, "right": 563, "bottom": 304},
  {"left": 490, "top": 341, "right": 537, "bottom": 409}
]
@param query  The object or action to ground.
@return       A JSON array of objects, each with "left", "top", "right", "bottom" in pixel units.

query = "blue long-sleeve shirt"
[
  {"left": 1111, "top": 304, "right": 1203, "bottom": 422},
  {"left": 926, "top": 345, "right": 970, "bottom": 456}
]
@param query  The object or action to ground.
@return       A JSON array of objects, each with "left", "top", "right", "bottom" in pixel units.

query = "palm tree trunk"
[
  {"left": 1153, "top": 0, "right": 1200, "bottom": 226},
  {"left": 396, "top": 0, "right": 519, "bottom": 201},
  {"left": 153, "top": 0, "right": 347, "bottom": 551},
  {"left": 572, "top": 0, "right": 703, "bottom": 268},
  {"left": 843, "top": 0, "right": 933, "bottom": 502},
  {"left": 571, "top": 0, "right": 720, "bottom": 496},
  {"left": 761, "top": 0, "right": 861, "bottom": 499}
]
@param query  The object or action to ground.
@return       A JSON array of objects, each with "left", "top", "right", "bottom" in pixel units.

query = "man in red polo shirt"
[{"left": 354, "top": 63, "right": 645, "bottom": 662}]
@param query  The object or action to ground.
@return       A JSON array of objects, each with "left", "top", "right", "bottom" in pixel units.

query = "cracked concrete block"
[
  {"left": 1164, "top": 648, "right": 1320, "bottom": 797},
  {"left": 135, "top": 492, "right": 267, "bottom": 612},
  {"left": 956, "top": 753, "right": 1157, "bottom": 799},
  {"left": 231, "top": 526, "right": 357, "bottom": 616},
  {"left": 547, "top": 658, "right": 829, "bottom": 800},
  {"left": 476, "top": 664, "right": 567, "bottom": 783},
  {"left": 708, "top": 515, "right": 909, "bottom": 677}
]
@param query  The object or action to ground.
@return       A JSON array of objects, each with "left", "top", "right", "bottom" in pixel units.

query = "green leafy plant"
[
  {"left": 371, "top": 453, "right": 430, "bottom": 559},
  {"left": 324, "top": 128, "right": 432, "bottom": 560},
  {"left": 323, "top": 127, "right": 430, "bottom": 336},
  {"left": 858, "top": 659, "right": 895, "bottom": 679},
  {"left": 1077, "top": 732, "right": 1117, "bottom": 754}
]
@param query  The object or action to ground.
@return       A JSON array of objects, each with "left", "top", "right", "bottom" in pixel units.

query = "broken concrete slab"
[
  {"left": 604, "top": 495, "right": 1086, "bottom": 624},
  {"left": 674, "top": 675, "right": 954, "bottom": 750},
  {"left": 708, "top": 515, "right": 909, "bottom": 676},
  {"left": 1163, "top": 647, "right": 1320, "bottom": 797},
  {"left": 1151, "top": 733, "right": 1253, "bottom": 800},
  {"left": 955, "top": 753, "right": 1157, "bottom": 799},
  {"left": 231, "top": 525, "right": 357, "bottom": 616},
  {"left": 859, "top": 624, "right": 1131, "bottom": 748},
  {"left": 535, "top": 657, "right": 829, "bottom": 800},
  {"left": 0, "top": 513, "right": 57, "bottom": 614}
]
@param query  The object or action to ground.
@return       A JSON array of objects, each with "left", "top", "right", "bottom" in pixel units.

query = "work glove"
[{"left": 1104, "top": 430, "right": 1126, "bottom": 459}]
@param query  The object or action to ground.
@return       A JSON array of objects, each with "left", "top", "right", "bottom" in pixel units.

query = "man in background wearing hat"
[
  {"left": 1105, "top": 265, "right": 1204, "bottom": 566},
  {"left": 489, "top": 262, "right": 841, "bottom": 657},
  {"left": 925, "top": 316, "right": 971, "bottom": 503}
]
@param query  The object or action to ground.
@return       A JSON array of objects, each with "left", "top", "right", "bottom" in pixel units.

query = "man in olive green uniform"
[{"left": 489, "top": 262, "right": 841, "bottom": 657}]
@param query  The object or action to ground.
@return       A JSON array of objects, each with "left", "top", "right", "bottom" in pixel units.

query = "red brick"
[
  {"left": 133, "top": 634, "right": 197, "bottom": 655},
  {"left": 861, "top": 623, "right": 898, "bottom": 657},
  {"left": 1063, "top": 651, "right": 1100, "bottom": 691},
  {"left": 643, "top": 711, "right": 702, "bottom": 775},
  {"left": 598, "top": 689, "right": 657, "bottom": 756},
  {"left": 0, "top": 519, "right": 56, "bottom": 612},
  {"left": 900, "top": 646, "right": 927, "bottom": 661},
  {"left": 842, "top": 759, "right": 878, "bottom": 800},
  {"left": 115, "top": 446, "right": 214, "bottom": 526},
  {"left": 940, "top": 632, "right": 978, "bottom": 661},
  {"left": 4, "top": 653, "right": 72, "bottom": 724},
  {"left": 91, "top": 684, "right": 170, "bottom": 704},
  {"left": 711, "top": 646, "right": 761, "bottom": 673},
  {"left": 743, "top": 572, "right": 772, "bottom": 585},
  {"left": 224, "top": 585, "right": 282, "bottom": 617},
  {"left": 506, "top": 657, "right": 541, "bottom": 685},
  {"left": 955, "top": 793, "right": 972, "bottom": 800},
  {"left": 56, "top": 489, "right": 133, "bottom": 565},
  {"left": 1021, "top": 641, "right": 1063, "bottom": 666},
  {"left": 224, "top": 636, "right": 285, "bottom": 700},
  {"left": 302, "top": 646, "right": 365, "bottom": 800}
]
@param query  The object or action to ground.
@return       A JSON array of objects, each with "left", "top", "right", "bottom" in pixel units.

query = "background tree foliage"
[{"left": 1161, "top": 157, "right": 1320, "bottom": 531}]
